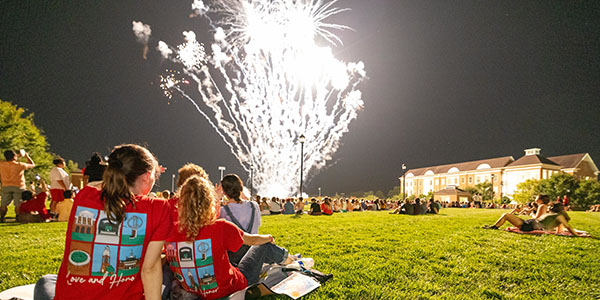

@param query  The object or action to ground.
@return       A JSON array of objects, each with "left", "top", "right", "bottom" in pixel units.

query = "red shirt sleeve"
[
  {"left": 222, "top": 220, "right": 244, "bottom": 252},
  {"left": 148, "top": 198, "right": 173, "bottom": 241}
]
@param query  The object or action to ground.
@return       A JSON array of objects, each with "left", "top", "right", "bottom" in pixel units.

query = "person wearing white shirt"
[{"left": 49, "top": 157, "right": 71, "bottom": 215}]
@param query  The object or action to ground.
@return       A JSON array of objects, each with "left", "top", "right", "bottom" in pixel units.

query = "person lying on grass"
[
  {"left": 166, "top": 175, "right": 298, "bottom": 300},
  {"left": 484, "top": 200, "right": 580, "bottom": 236}
]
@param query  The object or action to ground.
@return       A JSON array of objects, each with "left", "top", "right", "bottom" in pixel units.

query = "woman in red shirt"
[
  {"left": 34, "top": 144, "right": 171, "bottom": 300},
  {"left": 166, "top": 175, "right": 295, "bottom": 300}
]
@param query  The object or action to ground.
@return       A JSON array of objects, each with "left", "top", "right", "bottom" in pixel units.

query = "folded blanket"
[{"left": 504, "top": 227, "right": 591, "bottom": 237}]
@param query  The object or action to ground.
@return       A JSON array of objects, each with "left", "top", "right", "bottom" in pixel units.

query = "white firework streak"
[{"left": 142, "top": 0, "right": 366, "bottom": 197}]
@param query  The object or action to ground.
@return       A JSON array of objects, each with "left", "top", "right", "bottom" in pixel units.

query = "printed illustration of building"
[
  {"left": 402, "top": 148, "right": 598, "bottom": 200},
  {"left": 200, "top": 271, "right": 216, "bottom": 286},
  {"left": 73, "top": 210, "right": 95, "bottom": 234},
  {"left": 97, "top": 218, "right": 120, "bottom": 236},
  {"left": 118, "top": 250, "right": 140, "bottom": 270}
]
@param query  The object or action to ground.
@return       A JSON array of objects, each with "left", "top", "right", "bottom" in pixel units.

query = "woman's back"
[
  {"left": 219, "top": 201, "right": 261, "bottom": 234},
  {"left": 54, "top": 185, "right": 171, "bottom": 299},
  {"left": 166, "top": 219, "right": 247, "bottom": 300}
]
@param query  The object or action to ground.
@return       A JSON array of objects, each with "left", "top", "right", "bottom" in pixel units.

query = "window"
[
  {"left": 468, "top": 177, "right": 473, "bottom": 183},
  {"left": 441, "top": 179, "right": 445, "bottom": 185},
  {"left": 461, "top": 177, "right": 465, "bottom": 183}
]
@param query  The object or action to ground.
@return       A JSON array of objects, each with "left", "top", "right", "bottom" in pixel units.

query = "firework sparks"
[{"left": 134, "top": 0, "right": 366, "bottom": 197}]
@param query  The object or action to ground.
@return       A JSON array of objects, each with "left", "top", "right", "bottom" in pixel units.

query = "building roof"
[
  {"left": 506, "top": 154, "right": 560, "bottom": 168},
  {"left": 434, "top": 186, "right": 471, "bottom": 196},
  {"left": 406, "top": 156, "right": 514, "bottom": 176},
  {"left": 547, "top": 153, "right": 587, "bottom": 169}
]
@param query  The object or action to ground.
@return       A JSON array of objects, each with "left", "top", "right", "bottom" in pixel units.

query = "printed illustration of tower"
[
  {"left": 100, "top": 246, "right": 111, "bottom": 273},
  {"left": 188, "top": 270, "right": 199, "bottom": 291}
]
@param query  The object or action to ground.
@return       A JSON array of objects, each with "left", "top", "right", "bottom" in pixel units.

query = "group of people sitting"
[
  {"left": 483, "top": 194, "right": 582, "bottom": 236},
  {"left": 34, "top": 144, "right": 303, "bottom": 300},
  {"left": 587, "top": 204, "right": 600, "bottom": 212},
  {"left": 389, "top": 198, "right": 441, "bottom": 215}
]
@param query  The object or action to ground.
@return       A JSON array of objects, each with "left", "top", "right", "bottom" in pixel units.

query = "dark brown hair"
[
  {"left": 221, "top": 174, "right": 243, "bottom": 202},
  {"left": 101, "top": 144, "right": 157, "bottom": 224},
  {"left": 537, "top": 194, "right": 550, "bottom": 204}
]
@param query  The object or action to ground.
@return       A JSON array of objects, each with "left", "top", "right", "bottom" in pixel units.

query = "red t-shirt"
[
  {"left": 321, "top": 203, "right": 333, "bottom": 215},
  {"left": 19, "top": 192, "right": 49, "bottom": 217},
  {"left": 54, "top": 186, "right": 172, "bottom": 300},
  {"left": 165, "top": 218, "right": 246, "bottom": 300}
]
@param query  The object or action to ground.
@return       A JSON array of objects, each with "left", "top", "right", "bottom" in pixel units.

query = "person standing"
[
  {"left": 49, "top": 157, "right": 71, "bottom": 216},
  {"left": 0, "top": 149, "right": 35, "bottom": 222}
]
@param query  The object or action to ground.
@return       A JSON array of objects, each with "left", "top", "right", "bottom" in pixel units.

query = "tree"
[
  {"left": 537, "top": 173, "right": 578, "bottom": 201},
  {"left": 475, "top": 181, "right": 494, "bottom": 201},
  {"left": 387, "top": 185, "right": 401, "bottom": 199},
  {"left": 0, "top": 100, "right": 53, "bottom": 182},
  {"left": 464, "top": 186, "right": 478, "bottom": 196},
  {"left": 375, "top": 190, "right": 385, "bottom": 199},
  {"left": 512, "top": 179, "right": 542, "bottom": 204},
  {"left": 573, "top": 179, "right": 600, "bottom": 210}
]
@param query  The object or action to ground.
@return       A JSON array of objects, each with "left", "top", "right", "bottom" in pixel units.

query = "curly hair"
[
  {"left": 178, "top": 175, "right": 219, "bottom": 241},
  {"left": 177, "top": 163, "right": 209, "bottom": 188}
]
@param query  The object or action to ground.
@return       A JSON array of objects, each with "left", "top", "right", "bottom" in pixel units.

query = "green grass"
[{"left": 1, "top": 208, "right": 600, "bottom": 299}]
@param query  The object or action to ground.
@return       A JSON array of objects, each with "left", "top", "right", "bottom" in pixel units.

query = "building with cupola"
[{"left": 401, "top": 148, "right": 598, "bottom": 202}]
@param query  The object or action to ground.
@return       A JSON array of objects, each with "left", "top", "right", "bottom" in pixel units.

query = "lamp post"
[
  {"left": 299, "top": 134, "right": 305, "bottom": 197},
  {"left": 171, "top": 174, "right": 175, "bottom": 193},
  {"left": 218, "top": 166, "right": 226, "bottom": 180},
  {"left": 401, "top": 163, "right": 407, "bottom": 201},
  {"left": 318, "top": 187, "right": 321, "bottom": 198}
]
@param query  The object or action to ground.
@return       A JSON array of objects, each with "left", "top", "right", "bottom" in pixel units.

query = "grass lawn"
[{"left": 1, "top": 208, "right": 599, "bottom": 299}]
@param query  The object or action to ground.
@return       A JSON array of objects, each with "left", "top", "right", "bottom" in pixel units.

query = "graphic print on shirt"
[
  {"left": 165, "top": 242, "right": 179, "bottom": 267},
  {"left": 67, "top": 241, "right": 93, "bottom": 276},
  {"left": 177, "top": 241, "right": 195, "bottom": 268},
  {"left": 121, "top": 212, "right": 147, "bottom": 245},
  {"left": 182, "top": 268, "right": 200, "bottom": 291},
  {"left": 71, "top": 206, "right": 98, "bottom": 242},
  {"left": 197, "top": 265, "right": 217, "bottom": 291},
  {"left": 118, "top": 245, "right": 143, "bottom": 276},
  {"left": 194, "top": 239, "right": 213, "bottom": 266},
  {"left": 94, "top": 211, "right": 122, "bottom": 244},
  {"left": 91, "top": 244, "right": 118, "bottom": 276}
]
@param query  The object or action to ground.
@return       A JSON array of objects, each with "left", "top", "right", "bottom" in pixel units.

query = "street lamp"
[
  {"left": 218, "top": 166, "right": 226, "bottom": 180},
  {"left": 299, "top": 134, "right": 305, "bottom": 197},
  {"left": 318, "top": 187, "right": 321, "bottom": 198},
  {"left": 401, "top": 163, "right": 407, "bottom": 201},
  {"left": 171, "top": 174, "right": 175, "bottom": 193}
]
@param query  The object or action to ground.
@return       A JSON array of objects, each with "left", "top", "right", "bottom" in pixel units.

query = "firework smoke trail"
[{"left": 136, "top": 0, "right": 366, "bottom": 197}]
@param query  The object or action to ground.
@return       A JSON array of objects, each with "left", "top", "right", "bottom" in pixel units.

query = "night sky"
[{"left": 1, "top": 1, "right": 599, "bottom": 196}]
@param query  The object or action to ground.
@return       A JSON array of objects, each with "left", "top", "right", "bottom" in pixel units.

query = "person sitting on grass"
[
  {"left": 167, "top": 175, "right": 298, "bottom": 300},
  {"left": 34, "top": 144, "right": 170, "bottom": 300},
  {"left": 294, "top": 197, "right": 305, "bottom": 214},
  {"left": 428, "top": 198, "right": 439, "bottom": 214},
  {"left": 309, "top": 198, "right": 322, "bottom": 215},
  {"left": 19, "top": 179, "right": 51, "bottom": 221},
  {"left": 321, "top": 198, "right": 333, "bottom": 215},
  {"left": 283, "top": 198, "right": 295, "bottom": 214},
  {"left": 483, "top": 196, "right": 580, "bottom": 236},
  {"left": 217, "top": 174, "right": 262, "bottom": 266}
]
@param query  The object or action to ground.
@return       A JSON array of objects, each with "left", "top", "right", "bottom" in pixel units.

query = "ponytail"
[
  {"left": 178, "top": 175, "right": 218, "bottom": 241},
  {"left": 101, "top": 144, "right": 157, "bottom": 224}
]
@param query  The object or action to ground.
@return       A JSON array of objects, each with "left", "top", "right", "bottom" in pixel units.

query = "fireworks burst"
[{"left": 135, "top": 0, "right": 366, "bottom": 197}]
